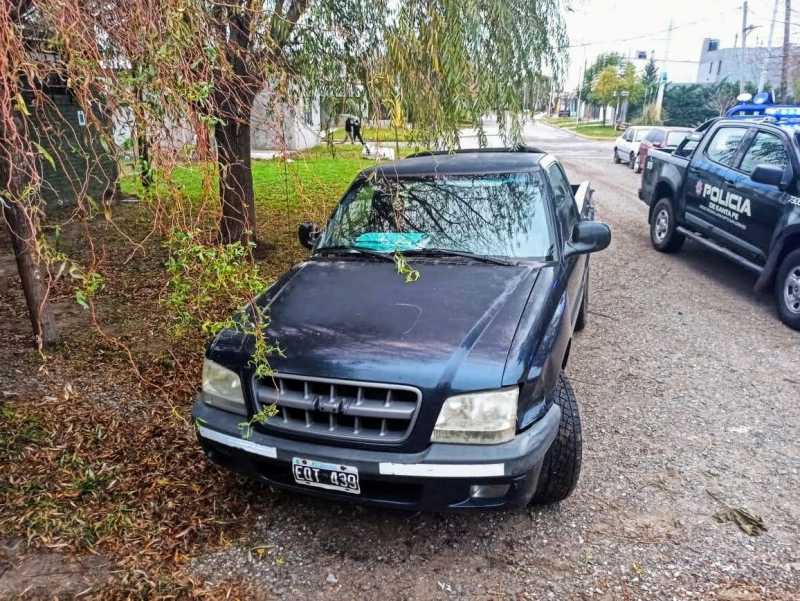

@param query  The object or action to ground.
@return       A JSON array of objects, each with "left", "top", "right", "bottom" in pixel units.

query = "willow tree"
[
  {"left": 199, "top": 0, "right": 568, "bottom": 245},
  {"left": 2, "top": 0, "right": 567, "bottom": 348},
  {"left": 1, "top": 0, "right": 219, "bottom": 348}
]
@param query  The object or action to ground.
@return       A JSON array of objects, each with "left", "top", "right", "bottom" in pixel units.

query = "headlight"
[
  {"left": 431, "top": 387, "right": 518, "bottom": 444},
  {"left": 202, "top": 359, "right": 246, "bottom": 414}
]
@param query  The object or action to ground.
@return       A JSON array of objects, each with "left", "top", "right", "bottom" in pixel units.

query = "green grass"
[
  {"left": 542, "top": 116, "right": 579, "bottom": 127},
  {"left": 120, "top": 147, "right": 376, "bottom": 212},
  {"left": 543, "top": 117, "right": 619, "bottom": 140},
  {"left": 361, "top": 126, "right": 415, "bottom": 142},
  {"left": 568, "top": 123, "right": 619, "bottom": 139}
]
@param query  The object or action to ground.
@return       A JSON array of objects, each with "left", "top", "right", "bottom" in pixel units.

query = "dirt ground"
[{"left": 1, "top": 123, "right": 799, "bottom": 600}]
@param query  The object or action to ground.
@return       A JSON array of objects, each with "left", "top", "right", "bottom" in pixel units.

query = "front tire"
[
  {"left": 650, "top": 198, "right": 685, "bottom": 253},
  {"left": 634, "top": 154, "right": 642, "bottom": 173},
  {"left": 613, "top": 148, "right": 621, "bottom": 164},
  {"left": 776, "top": 249, "right": 800, "bottom": 331},
  {"left": 530, "top": 374, "right": 582, "bottom": 505}
]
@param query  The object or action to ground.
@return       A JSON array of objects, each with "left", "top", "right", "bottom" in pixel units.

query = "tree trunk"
[
  {"left": 2, "top": 201, "right": 59, "bottom": 349},
  {"left": 138, "top": 129, "right": 153, "bottom": 188},
  {"left": 215, "top": 103, "right": 256, "bottom": 246},
  {"left": 0, "top": 111, "right": 59, "bottom": 349},
  {"left": 601, "top": 105, "right": 607, "bottom": 126}
]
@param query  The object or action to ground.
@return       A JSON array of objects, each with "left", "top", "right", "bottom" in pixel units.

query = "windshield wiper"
[
  {"left": 403, "top": 248, "right": 515, "bottom": 266},
  {"left": 313, "top": 246, "right": 395, "bottom": 263}
]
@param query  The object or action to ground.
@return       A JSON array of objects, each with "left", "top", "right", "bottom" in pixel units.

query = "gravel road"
[{"left": 195, "top": 123, "right": 800, "bottom": 600}]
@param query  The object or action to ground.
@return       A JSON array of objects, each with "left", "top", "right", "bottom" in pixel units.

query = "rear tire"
[
  {"left": 650, "top": 198, "right": 685, "bottom": 253},
  {"left": 530, "top": 374, "right": 582, "bottom": 505},
  {"left": 628, "top": 152, "right": 635, "bottom": 168},
  {"left": 775, "top": 249, "right": 800, "bottom": 331},
  {"left": 613, "top": 148, "right": 621, "bottom": 164}
]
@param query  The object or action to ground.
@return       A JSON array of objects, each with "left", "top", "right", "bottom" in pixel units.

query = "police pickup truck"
[{"left": 638, "top": 111, "right": 800, "bottom": 330}]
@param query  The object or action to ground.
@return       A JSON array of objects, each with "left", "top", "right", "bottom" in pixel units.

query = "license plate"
[{"left": 292, "top": 457, "right": 360, "bottom": 494}]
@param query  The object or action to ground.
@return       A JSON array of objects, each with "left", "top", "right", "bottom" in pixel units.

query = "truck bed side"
[{"left": 638, "top": 149, "right": 690, "bottom": 219}]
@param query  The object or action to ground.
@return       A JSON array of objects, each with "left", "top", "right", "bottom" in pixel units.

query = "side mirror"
[
  {"left": 298, "top": 221, "right": 321, "bottom": 249},
  {"left": 751, "top": 164, "right": 786, "bottom": 188},
  {"left": 565, "top": 221, "right": 611, "bottom": 258}
]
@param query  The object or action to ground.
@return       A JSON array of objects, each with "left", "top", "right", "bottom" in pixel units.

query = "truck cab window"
[
  {"left": 740, "top": 132, "right": 789, "bottom": 174},
  {"left": 547, "top": 164, "right": 579, "bottom": 243},
  {"left": 705, "top": 126, "right": 748, "bottom": 167}
]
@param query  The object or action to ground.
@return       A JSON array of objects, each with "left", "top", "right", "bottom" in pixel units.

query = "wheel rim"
[
  {"left": 653, "top": 208, "right": 670, "bottom": 243},
  {"left": 784, "top": 266, "right": 800, "bottom": 315}
]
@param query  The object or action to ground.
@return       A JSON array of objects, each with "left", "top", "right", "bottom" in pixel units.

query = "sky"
[{"left": 563, "top": 0, "right": 789, "bottom": 87}]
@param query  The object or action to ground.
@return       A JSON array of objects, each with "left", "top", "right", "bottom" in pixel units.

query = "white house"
[{"left": 250, "top": 88, "right": 321, "bottom": 152}]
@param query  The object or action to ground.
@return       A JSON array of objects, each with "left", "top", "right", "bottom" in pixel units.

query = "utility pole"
[
  {"left": 654, "top": 19, "right": 674, "bottom": 121},
  {"left": 758, "top": 0, "right": 780, "bottom": 92},
  {"left": 780, "top": 0, "right": 791, "bottom": 101},
  {"left": 740, "top": 0, "right": 749, "bottom": 93},
  {"left": 575, "top": 53, "right": 586, "bottom": 129}
]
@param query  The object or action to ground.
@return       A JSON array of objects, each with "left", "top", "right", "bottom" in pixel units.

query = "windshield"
[
  {"left": 316, "top": 172, "right": 554, "bottom": 260},
  {"left": 666, "top": 131, "right": 689, "bottom": 146}
]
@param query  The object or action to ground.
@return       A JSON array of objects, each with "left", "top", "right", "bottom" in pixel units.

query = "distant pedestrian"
[
  {"left": 351, "top": 116, "right": 366, "bottom": 146},
  {"left": 344, "top": 116, "right": 354, "bottom": 143}
]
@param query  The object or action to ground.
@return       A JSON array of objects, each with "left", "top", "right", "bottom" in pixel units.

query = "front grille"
[{"left": 253, "top": 373, "right": 422, "bottom": 444}]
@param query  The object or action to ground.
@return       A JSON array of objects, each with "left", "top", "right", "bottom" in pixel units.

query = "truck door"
[
  {"left": 684, "top": 125, "right": 751, "bottom": 244},
  {"left": 545, "top": 161, "right": 585, "bottom": 327},
  {"left": 735, "top": 129, "right": 793, "bottom": 261}
]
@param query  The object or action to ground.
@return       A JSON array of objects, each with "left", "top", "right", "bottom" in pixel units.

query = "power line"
[{"left": 566, "top": 9, "right": 743, "bottom": 50}]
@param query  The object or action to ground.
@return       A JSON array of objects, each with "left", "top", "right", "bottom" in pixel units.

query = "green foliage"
[
  {"left": 75, "top": 272, "right": 105, "bottom": 310},
  {"left": 375, "top": 0, "right": 568, "bottom": 147},
  {"left": 592, "top": 66, "right": 621, "bottom": 107},
  {"left": 393, "top": 252, "right": 420, "bottom": 283},
  {"left": 662, "top": 80, "right": 756, "bottom": 127},
  {"left": 620, "top": 63, "right": 644, "bottom": 105},
  {"left": 642, "top": 58, "right": 659, "bottom": 91},
  {"left": 663, "top": 85, "right": 717, "bottom": 127},
  {"left": 245, "top": 305, "right": 286, "bottom": 379},
  {"left": 238, "top": 404, "right": 279, "bottom": 440},
  {"left": 163, "top": 229, "right": 285, "bottom": 379},
  {"left": 163, "top": 229, "right": 266, "bottom": 337},
  {"left": 582, "top": 53, "right": 624, "bottom": 102}
]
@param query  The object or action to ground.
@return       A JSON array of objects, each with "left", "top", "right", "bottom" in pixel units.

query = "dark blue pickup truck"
[
  {"left": 639, "top": 117, "right": 800, "bottom": 330},
  {"left": 193, "top": 147, "right": 611, "bottom": 511}
]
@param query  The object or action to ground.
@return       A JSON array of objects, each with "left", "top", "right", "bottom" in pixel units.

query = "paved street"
[{"left": 191, "top": 123, "right": 800, "bottom": 600}]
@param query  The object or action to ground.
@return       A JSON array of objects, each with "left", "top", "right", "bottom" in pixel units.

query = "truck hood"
[{"left": 253, "top": 259, "right": 541, "bottom": 392}]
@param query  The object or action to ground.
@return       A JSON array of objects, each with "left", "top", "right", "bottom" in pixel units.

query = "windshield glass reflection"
[{"left": 317, "top": 172, "right": 554, "bottom": 259}]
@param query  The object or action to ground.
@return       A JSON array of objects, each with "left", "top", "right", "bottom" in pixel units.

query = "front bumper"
[{"left": 192, "top": 399, "right": 561, "bottom": 511}]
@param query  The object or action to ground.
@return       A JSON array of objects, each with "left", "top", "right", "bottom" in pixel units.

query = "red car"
[{"left": 634, "top": 127, "right": 692, "bottom": 173}]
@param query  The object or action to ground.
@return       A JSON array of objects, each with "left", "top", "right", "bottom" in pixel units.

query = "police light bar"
[{"left": 764, "top": 106, "right": 800, "bottom": 119}]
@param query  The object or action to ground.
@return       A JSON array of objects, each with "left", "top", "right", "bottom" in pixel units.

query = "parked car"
[
  {"left": 639, "top": 116, "right": 800, "bottom": 330},
  {"left": 193, "top": 147, "right": 611, "bottom": 511},
  {"left": 634, "top": 127, "right": 693, "bottom": 173},
  {"left": 613, "top": 126, "right": 651, "bottom": 167}
]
